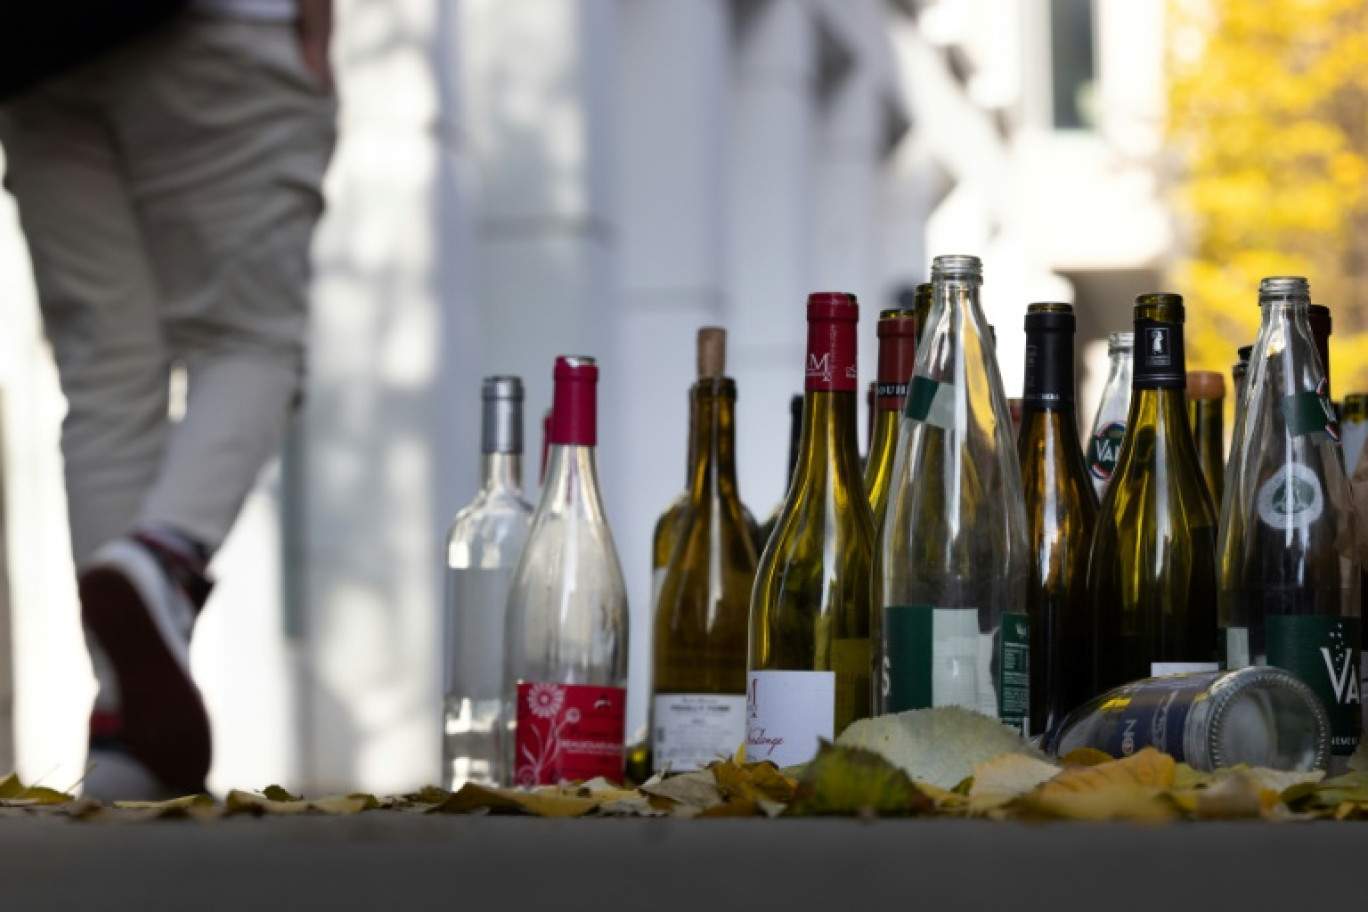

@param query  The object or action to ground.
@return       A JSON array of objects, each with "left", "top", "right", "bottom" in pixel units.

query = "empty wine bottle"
[
  {"left": 876, "top": 255, "right": 1029, "bottom": 731},
  {"left": 865, "top": 301, "right": 921, "bottom": 531},
  {"left": 503, "top": 356, "right": 629, "bottom": 786},
  {"left": 651, "top": 334, "right": 758, "bottom": 773},
  {"left": 1017, "top": 303, "right": 1097, "bottom": 737},
  {"left": 653, "top": 329, "right": 762, "bottom": 611},
  {"left": 1219, "top": 276, "right": 1361, "bottom": 769},
  {"left": 1087, "top": 294, "right": 1219, "bottom": 694},
  {"left": 1187, "top": 370, "right": 1226, "bottom": 507},
  {"left": 1085, "top": 332, "right": 1134, "bottom": 499},
  {"left": 1342, "top": 394, "right": 1368, "bottom": 475},
  {"left": 758, "top": 394, "right": 804, "bottom": 549},
  {"left": 747, "top": 292, "right": 874, "bottom": 767},
  {"left": 443, "top": 377, "right": 534, "bottom": 789},
  {"left": 1046, "top": 668, "right": 1330, "bottom": 772}
]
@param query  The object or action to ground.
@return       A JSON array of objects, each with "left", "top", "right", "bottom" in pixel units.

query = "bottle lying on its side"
[{"left": 1044, "top": 667, "right": 1330, "bottom": 773}]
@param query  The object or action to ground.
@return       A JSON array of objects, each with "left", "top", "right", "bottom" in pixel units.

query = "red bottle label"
[{"left": 515, "top": 681, "right": 626, "bottom": 786}]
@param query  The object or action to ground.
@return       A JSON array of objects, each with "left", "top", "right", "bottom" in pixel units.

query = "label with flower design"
[{"left": 515, "top": 681, "right": 626, "bottom": 786}]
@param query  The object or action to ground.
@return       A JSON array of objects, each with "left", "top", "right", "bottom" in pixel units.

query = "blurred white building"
[{"left": 0, "top": 0, "right": 1170, "bottom": 792}]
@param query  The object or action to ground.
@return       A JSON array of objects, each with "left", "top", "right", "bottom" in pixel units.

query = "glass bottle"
[
  {"left": 443, "top": 377, "right": 534, "bottom": 789},
  {"left": 1085, "top": 332, "right": 1134, "bottom": 499},
  {"left": 1233, "top": 345, "right": 1253, "bottom": 417},
  {"left": 651, "top": 363, "right": 758, "bottom": 772},
  {"left": 875, "top": 255, "right": 1029, "bottom": 732},
  {"left": 758, "top": 394, "right": 804, "bottom": 550},
  {"left": 864, "top": 297, "right": 922, "bottom": 532},
  {"left": 503, "top": 356, "right": 629, "bottom": 786},
  {"left": 1342, "top": 393, "right": 1368, "bottom": 475},
  {"left": 652, "top": 329, "right": 762, "bottom": 612},
  {"left": 1218, "top": 276, "right": 1361, "bottom": 770},
  {"left": 1045, "top": 668, "right": 1329, "bottom": 772},
  {"left": 1187, "top": 370, "right": 1226, "bottom": 507},
  {"left": 1017, "top": 303, "right": 1098, "bottom": 737},
  {"left": 1087, "top": 294, "right": 1219, "bottom": 693},
  {"left": 747, "top": 292, "right": 874, "bottom": 768}
]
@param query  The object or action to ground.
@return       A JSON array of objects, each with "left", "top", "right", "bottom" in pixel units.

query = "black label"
[
  {"left": 1022, "top": 328, "right": 1075, "bottom": 409},
  {"left": 1133, "top": 318, "right": 1186, "bottom": 389}
]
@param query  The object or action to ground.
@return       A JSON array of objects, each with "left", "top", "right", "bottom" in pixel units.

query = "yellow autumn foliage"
[{"left": 1168, "top": 0, "right": 1368, "bottom": 397}]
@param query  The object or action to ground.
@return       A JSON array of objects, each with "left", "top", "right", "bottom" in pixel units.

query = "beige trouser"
[{"left": 0, "top": 12, "right": 336, "bottom": 568}]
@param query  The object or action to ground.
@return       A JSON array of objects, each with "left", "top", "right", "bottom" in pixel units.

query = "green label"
[
  {"left": 1282, "top": 384, "right": 1340, "bottom": 441},
  {"left": 882, "top": 604, "right": 933, "bottom": 712},
  {"left": 999, "top": 612, "right": 1030, "bottom": 734},
  {"left": 882, "top": 605, "right": 1023, "bottom": 727},
  {"left": 1267, "top": 615, "right": 1361, "bottom": 757},
  {"left": 905, "top": 375, "right": 955, "bottom": 429}
]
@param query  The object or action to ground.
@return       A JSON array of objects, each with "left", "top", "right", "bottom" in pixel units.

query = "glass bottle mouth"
[
  {"left": 1202, "top": 667, "right": 1330, "bottom": 772},
  {"left": 1257, "top": 276, "right": 1310, "bottom": 307},
  {"left": 1106, "top": 331, "right": 1134, "bottom": 352},
  {"left": 931, "top": 254, "right": 982, "bottom": 283}
]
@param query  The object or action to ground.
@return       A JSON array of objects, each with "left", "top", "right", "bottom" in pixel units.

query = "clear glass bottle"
[
  {"left": 1087, "top": 294, "right": 1219, "bottom": 693},
  {"left": 1187, "top": 370, "right": 1226, "bottom": 507},
  {"left": 1045, "top": 668, "right": 1330, "bottom": 772},
  {"left": 1085, "top": 332, "right": 1134, "bottom": 500},
  {"left": 503, "top": 356, "right": 629, "bottom": 786},
  {"left": 875, "top": 255, "right": 1029, "bottom": 732},
  {"left": 1017, "top": 303, "right": 1097, "bottom": 738},
  {"left": 443, "top": 377, "right": 533, "bottom": 789},
  {"left": 747, "top": 292, "right": 874, "bottom": 768},
  {"left": 1218, "top": 276, "right": 1361, "bottom": 770},
  {"left": 651, "top": 359, "right": 758, "bottom": 772}
]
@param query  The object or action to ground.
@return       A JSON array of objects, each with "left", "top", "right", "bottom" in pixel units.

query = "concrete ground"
[{"left": 0, "top": 814, "right": 1360, "bottom": 911}]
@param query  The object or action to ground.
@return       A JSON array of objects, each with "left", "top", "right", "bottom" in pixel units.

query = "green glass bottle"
[
  {"left": 1087, "top": 293, "right": 1219, "bottom": 694},
  {"left": 875, "top": 255, "right": 1029, "bottom": 732},
  {"left": 864, "top": 297, "right": 923, "bottom": 531},
  {"left": 651, "top": 353, "right": 758, "bottom": 772},
  {"left": 1187, "top": 370, "right": 1226, "bottom": 507},
  {"left": 758, "top": 394, "right": 803, "bottom": 552},
  {"left": 747, "top": 292, "right": 874, "bottom": 768},
  {"left": 1017, "top": 303, "right": 1098, "bottom": 736},
  {"left": 1218, "top": 276, "right": 1360, "bottom": 770}
]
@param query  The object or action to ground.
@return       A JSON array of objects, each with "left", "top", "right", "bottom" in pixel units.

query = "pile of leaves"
[{"left": 3, "top": 708, "right": 1367, "bottom": 823}]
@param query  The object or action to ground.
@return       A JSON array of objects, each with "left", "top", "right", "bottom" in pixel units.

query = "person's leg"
[
  {"left": 116, "top": 13, "right": 336, "bottom": 555},
  {"left": 0, "top": 71, "right": 211, "bottom": 797}
]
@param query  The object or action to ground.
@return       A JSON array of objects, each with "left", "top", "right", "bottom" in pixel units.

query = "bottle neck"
[
  {"left": 540, "top": 443, "right": 608, "bottom": 521},
  {"left": 481, "top": 451, "right": 524, "bottom": 495},
  {"left": 1132, "top": 317, "right": 1186, "bottom": 392},
  {"left": 796, "top": 389, "right": 864, "bottom": 486},
  {"left": 1022, "top": 328, "right": 1075, "bottom": 413},
  {"left": 689, "top": 380, "right": 741, "bottom": 503}
]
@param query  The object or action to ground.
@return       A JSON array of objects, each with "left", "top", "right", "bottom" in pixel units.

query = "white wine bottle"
[
  {"left": 875, "top": 254, "right": 1029, "bottom": 731},
  {"left": 1085, "top": 333, "right": 1134, "bottom": 500},
  {"left": 1219, "top": 276, "right": 1361, "bottom": 770},
  {"left": 503, "top": 356, "right": 629, "bottom": 786},
  {"left": 1087, "top": 294, "right": 1219, "bottom": 693},
  {"left": 651, "top": 331, "right": 757, "bottom": 772},
  {"left": 747, "top": 292, "right": 874, "bottom": 768}
]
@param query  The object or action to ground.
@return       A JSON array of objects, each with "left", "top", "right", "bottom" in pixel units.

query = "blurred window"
[{"left": 1050, "top": 0, "right": 1096, "bottom": 130}]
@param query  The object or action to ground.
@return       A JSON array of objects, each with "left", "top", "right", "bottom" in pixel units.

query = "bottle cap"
[
  {"left": 697, "top": 327, "right": 726, "bottom": 379},
  {"left": 1186, "top": 371, "right": 1226, "bottom": 401},
  {"left": 806, "top": 291, "right": 859, "bottom": 321},
  {"left": 876, "top": 308, "right": 917, "bottom": 338},
  {"left": 551, "top": 355, "right": 598, "bottom": 447},
  {"left": 805, "top": 293, "right": 859, "bottom": 392},
  {"left": 481, "top": 375, "right": 524, "bottom": 454}
]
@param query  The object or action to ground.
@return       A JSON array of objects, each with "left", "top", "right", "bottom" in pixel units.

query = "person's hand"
[{"left": 296, "top": 0, "right": 334, "bottom": 91}]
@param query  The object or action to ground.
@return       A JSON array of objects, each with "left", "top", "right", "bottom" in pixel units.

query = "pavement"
[{"left": 0, "top": 814, "right": 1362, "bottom": 911}]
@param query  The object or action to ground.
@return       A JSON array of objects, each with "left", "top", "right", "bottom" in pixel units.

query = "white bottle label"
[
  {"left": 1150, "top": 661, "right": 1218, "bottom": 677},
  {"left": 652, "top": 694, "right": 747, "bottom": 772},
  {"left": 745, "top": 670, "right": 834, "bottom": 768}
]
